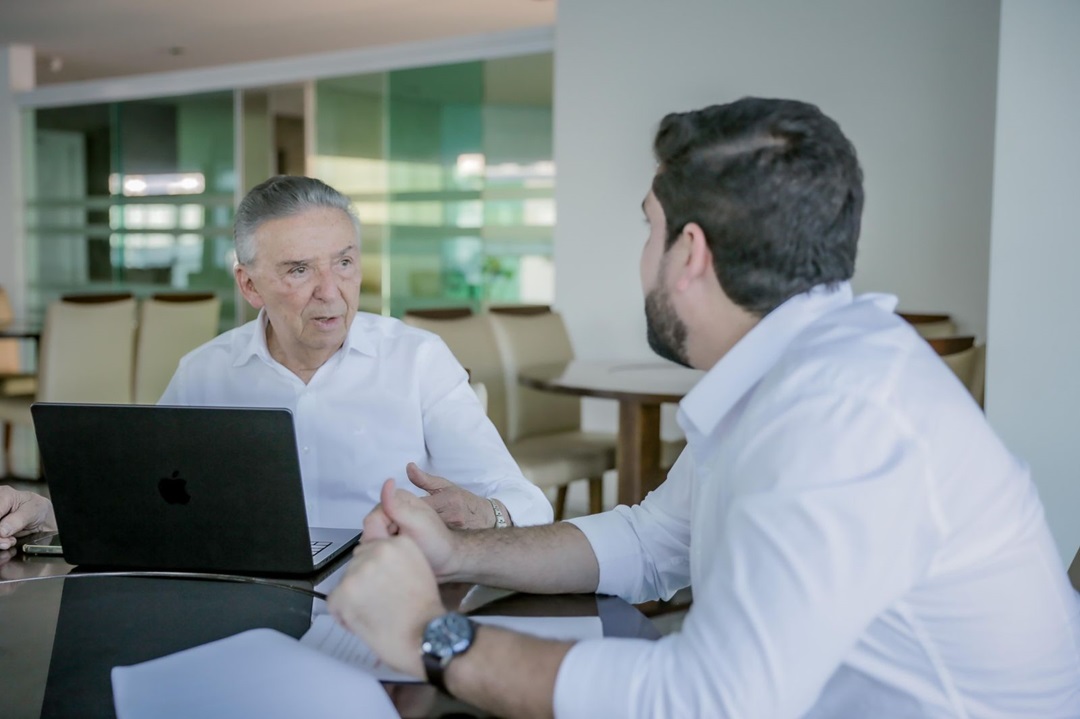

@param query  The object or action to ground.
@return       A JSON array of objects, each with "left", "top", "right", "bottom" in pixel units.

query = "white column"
[
  {"left": 986, "top": 0, "right": 1080, "bottom": 562},
  {"left": 0, "top": 45, "right": 34, "bottom": 317}
]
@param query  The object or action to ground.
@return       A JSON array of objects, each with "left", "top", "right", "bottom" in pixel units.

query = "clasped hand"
[{"left": 327, "top": 476, "right": 460, "bottom": 678}]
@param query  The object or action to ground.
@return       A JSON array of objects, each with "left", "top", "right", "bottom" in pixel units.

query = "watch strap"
[{"left": 422, "top": 651, "right": 451, "bottom": 694}]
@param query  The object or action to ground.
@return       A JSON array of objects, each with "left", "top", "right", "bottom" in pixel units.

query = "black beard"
[{"left": 644, "top": 287, "right": 690, "bottom": 368}]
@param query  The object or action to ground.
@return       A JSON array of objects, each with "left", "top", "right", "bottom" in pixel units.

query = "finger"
[
  {"left": 0, "top": 500, "right": 36, "bottom": 540},
  {"left": 405, "top": 463, "right": 454, "bottom": 494},
  {"left": 363, "top": 506, "right": 395, "bottom": 541}
]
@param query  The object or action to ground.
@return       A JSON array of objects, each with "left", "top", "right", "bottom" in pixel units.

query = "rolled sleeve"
[{"left": 554, "top": 637, "right": 654, "bottom": 719}]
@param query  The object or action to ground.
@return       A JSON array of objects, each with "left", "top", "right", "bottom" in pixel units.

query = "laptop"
[{"left": 30, "top": 403, "right": 361, "bottom": 576}]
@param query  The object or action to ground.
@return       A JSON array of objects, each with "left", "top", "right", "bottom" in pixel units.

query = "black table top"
[{"left": 0, "top": 554, "right": 659, "bottom": 718}]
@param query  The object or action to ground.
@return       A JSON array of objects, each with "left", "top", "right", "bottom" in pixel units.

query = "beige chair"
[
  {"left": 0, "top": 287, "right": 36, "bottom": 396},
  {"left": 0, "top": 295, "right": 137, "bottom": 477},
  {"left": 900, "top": 312, "right": 958, "bottom": 339},
  {"left": 470, "top": 381, "right": 489, "bottom": 415},
  {"left": 932, "top": 337, "right": 986, "bottom": 408},
  {"left": 404, "top": 313, "right": 512, "bottom": 442},
  {"left": 489, "top": 311, "right": 617, "bottom": 519},
  {"left": 133, "top": 292, "right": 221, "bottom": 404}
]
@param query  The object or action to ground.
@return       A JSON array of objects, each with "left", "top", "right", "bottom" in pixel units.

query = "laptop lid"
[{"left": 31, "top": 403, "right": 360, "bottom": 576}]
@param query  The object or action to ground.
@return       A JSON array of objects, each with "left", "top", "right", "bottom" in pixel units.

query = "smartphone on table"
[{"left": 21, "top": 532, "right": 64, "bottom": 556}]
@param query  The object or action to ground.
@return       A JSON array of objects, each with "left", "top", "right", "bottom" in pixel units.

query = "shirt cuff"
[
  {"left": 566, "top": 507, "right": 646, "bottom": 599},
  {"left": 554, "top": 637, "right": 651, "bottom": 719}
]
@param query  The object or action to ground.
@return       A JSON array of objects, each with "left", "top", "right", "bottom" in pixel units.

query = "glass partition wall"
[
  {"left": 24, "top": 93, "right": 238, "bottom": 329},
  {"left": 21, "top": 52, "right": 554, "bottom": 328}
]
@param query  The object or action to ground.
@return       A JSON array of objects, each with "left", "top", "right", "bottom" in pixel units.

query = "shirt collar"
[
  {"left": 678, "top": 282, "right": 857, "bottom": 442},
  {"left": 231, "top": 309, "right": 377, "bottom": 368}
]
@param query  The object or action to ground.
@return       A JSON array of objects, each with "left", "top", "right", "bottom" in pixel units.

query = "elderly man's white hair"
[{"left": 233, "top": 175, "right": 361, "bottom": 266}]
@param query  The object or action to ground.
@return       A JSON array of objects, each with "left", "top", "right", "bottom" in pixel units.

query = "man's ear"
[
  {"left": 673, "top": 222, "right": 713, "bottom": 293},
  {"left": 234, "top": 264, "right": 265, "bottom": 310}
]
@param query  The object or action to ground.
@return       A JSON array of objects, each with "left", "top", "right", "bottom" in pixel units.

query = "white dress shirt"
[
  {"left": 159, "top": 310, "right": 553, "bottom": 529},
  {"left": 556, "top": 283, "right": 1080, "bottom": 718}
]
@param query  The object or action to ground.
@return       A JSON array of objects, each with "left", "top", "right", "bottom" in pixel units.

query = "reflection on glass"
[{"left": 314, "top": 53, "right": 555, "bottom": 316}]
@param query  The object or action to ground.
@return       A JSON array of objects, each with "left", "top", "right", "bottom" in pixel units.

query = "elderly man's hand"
[
  {"left": 0, "top": 487, "right": 57, "bottom": 552},
  {"left": 328, "top": 533, "right": 444, "bottom": 679},
  {"left": 363, "top": 477, "right": 460, "bottom": 580},
  {"left": 407, "top": 463, "right": 508, "bottom": 530}
]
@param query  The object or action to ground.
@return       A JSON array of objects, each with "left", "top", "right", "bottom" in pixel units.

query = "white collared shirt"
[
  {"left": 159, "top": 310, "right": 553, "bottom": 529},
  {"left": 557, "top": 283, "right": 1080, "bottom": 718}
]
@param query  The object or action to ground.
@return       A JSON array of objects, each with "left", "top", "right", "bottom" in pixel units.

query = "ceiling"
[{"left": 0, "top": 0, "right": 555, "bottom": 85}]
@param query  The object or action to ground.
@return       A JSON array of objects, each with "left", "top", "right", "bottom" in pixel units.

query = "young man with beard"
[{"left": 333, "top": 98, "right": 1077, "bottom": 717}]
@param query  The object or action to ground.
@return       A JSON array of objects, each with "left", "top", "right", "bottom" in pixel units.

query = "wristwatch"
[{"left": 421, "top": 611, "right": 477, "bottom": 695}]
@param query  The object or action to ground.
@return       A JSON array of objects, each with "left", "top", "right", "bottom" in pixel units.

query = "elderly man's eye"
[{"left": 290, "top": 266, "right": 308, "bottom": 276}]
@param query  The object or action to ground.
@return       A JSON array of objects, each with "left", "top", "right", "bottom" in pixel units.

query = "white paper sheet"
[
  {"left": 300, "top": 613, "right": 604, "bottom": 683},
  {"left": 111, "top": 628, "right": 400, "bottom": 719}
]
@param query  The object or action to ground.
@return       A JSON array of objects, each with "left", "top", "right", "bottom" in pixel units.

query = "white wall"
[
  {"left": 986, "top": 0, "right": 1080, "bottom": 563},
  {"left": 554, "top": 0, "right": 1000, "bottom": 367}
]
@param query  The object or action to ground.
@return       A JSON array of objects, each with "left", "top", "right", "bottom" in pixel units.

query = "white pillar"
[
  {"left": 986, "top": 0, "right": 1080, "bottom": 563},
  {"left": 0, "top": 45, "right": 34, "bottom": 317}
]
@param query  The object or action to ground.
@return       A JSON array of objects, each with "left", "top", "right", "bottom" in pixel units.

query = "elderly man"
[
  {"left": 0, "top": 176, "right": 551, "bottom": 552},
  {"left": 327, "top": 98, "right": 1080, "bottom": 718}
]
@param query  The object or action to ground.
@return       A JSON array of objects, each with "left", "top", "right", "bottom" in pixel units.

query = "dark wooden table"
[
  {"left": 519, "top": 361, "right": 703, "bottom": 506},
  {"left": 0, "top": 551, "right": 659, "bottom": 719}
]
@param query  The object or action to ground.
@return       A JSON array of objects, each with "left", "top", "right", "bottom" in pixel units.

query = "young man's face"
[
  {"left": 640, "top": 190, "right": 690, "bottom": 367},
  {"left": 235, "top": 206, "right": 361, "bottom": 363}
]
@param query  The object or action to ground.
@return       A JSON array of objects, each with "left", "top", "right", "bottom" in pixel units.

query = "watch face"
[{"left": 422, "top": 612, "right": 475, "bottom": 661}]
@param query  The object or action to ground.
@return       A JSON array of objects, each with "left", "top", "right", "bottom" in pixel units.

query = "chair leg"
[
  {"left": 588, "top": 476, "right": 604, "bottom": 515},
  {"left": 554, "top": 485, "right": 568, "bottom": 522},
  {"left": 2, "top": 421, "right": 11, "bottom": 478}
]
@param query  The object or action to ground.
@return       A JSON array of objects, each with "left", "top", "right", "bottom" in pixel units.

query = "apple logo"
[{"left": 158, "top": 470, "right": 191, "bottom": 505}]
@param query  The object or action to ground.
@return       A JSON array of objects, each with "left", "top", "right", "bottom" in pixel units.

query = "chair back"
[
  {"left": 133, "top": 293, "right": 221, "bottom": 404},
  {"left": 403, "top": 313, "right": 510, "bottom": 438},
  {"left": 939, "top": 342, "right": 986, "bottom": 408},
  {"left": 490, "top": 311, "right": 580, "bottom": 442},
  {"left": 0, "top": 287, "right": 18, "bottom": 374},
  {"left": 470, "top": 381, "right": 489, "bottom": 415},
  {"left": 403, "top": 307, "right": 473, "bottom": 320},
  {"left": 899, "top": 312, "right": 959, "bottom": 339},
  {"left": 926, "top": 336, "right": 975, "bottom": 356},
  {"left": 37, "top": 296, "right": 137, "bottom": 404}
]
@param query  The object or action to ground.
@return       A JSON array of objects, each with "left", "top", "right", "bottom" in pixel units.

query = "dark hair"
[
  {"left": 234, "top": 175, "right": 360, "bottom": 265},
  {"left": 651, "top": 97, "right": 863, "bottom": 315}
]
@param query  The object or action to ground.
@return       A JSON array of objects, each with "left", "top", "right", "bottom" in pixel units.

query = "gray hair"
[{"left": 233, "top": 175, "right": 361, "bottom": 265}]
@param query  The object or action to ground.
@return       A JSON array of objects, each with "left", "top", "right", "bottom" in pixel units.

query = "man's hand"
[
  {"left": 363, "top": 477, "right": 459, "bottom": 579},
  {"left": 0, "top": 487, "right": 57, "bottom": 552},
  {"left": 407, "top": 463, "right": 507, "bottom": 530},
  {"left": 328, "top": 532, "right": 444, "bottom": 678}
]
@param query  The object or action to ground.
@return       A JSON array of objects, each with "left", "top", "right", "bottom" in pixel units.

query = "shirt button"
[{"left": 303, "top": 446, "right": 310, "bottom": 453}]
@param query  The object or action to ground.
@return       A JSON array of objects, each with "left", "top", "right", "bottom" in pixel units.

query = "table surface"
[
  {"left": 519, "top": 360, "right": 703, "bottom": 404},
  {"left": 0, "top": 553, "right": 658, "bottom": 719}
]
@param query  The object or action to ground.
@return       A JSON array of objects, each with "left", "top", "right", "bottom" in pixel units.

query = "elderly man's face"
[{"left": 236, "top": 206, "right": 360, "bottom": 368}]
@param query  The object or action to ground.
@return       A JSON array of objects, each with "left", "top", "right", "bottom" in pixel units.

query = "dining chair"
[
  {"left": 402, "top": 307, "right": 473, "bottom": 321},
  {"left": 0, "top": 287, "right": 33, "bottom": 391},
  {"left": 899, "top": 312, "right": 958, "bottom": 339},
  {"left": 488, "top": 304, "right": 552, "bottom": 316},
  {"left": 489, "top": 311, "right": 617, "bottom": 519},
  {"left": 0, "top": 295, "right": 137, "bottom": 478},
  {"left": 933, "top": 337, "right": 986, "bottom": 408},
  {"left": 402, "top": 313, "right": 511, "bottom": 450},
  {"left": 133, "top": 292, "right": 221, "bottom": 404}
]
